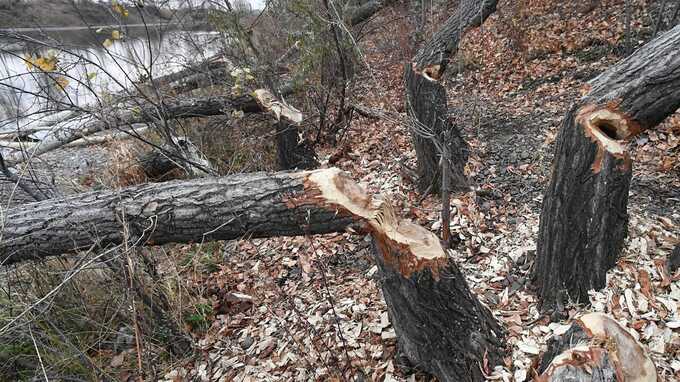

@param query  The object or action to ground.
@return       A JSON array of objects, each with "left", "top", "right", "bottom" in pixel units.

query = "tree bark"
[
  {"left": 373, "top": 239, "right": 504, "bottom": 381},
  {"left": 406, "top": 0, "right": 497, "bottom": 193},
  {"left": 346, "top": 0, "right": 396, "bottom": 25},
  {"left": 536, "top": 313, "right": 657, "bottom": 382},
  {"left": 3, "top": 89, "right": 294, "bottom": 164},
  {"left": 139, "top": 136, "right": 214, "bottom": 180},
  {"left": 535, "top": 25, "right": 680, "bottom": 308},
  {"left": 0, "top": 169, "right": 355, "bottom": 264},
  {"left": 275, "top": 121, "right": 318, "bottom": 170}
]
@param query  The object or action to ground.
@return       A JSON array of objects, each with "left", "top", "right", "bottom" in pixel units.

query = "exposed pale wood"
[
  {"left": 537, "top": 313, "right": 657, "bottom": 382},
  {"left": 406, "top": 0, "right": 497, "bottom": 193}
]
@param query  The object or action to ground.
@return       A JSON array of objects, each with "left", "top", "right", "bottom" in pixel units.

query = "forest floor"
[
  {"left": 156, "top": 2, "right": 679, "bottom": 382},
  {"left": 14, "top": 1, "right": 674, "bottom": 381}
]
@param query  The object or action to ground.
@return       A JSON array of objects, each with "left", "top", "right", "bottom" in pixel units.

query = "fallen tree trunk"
[
  {"left": 149, "top": 54, "right": 227, "bottom": 88},
  {"left": 406, "top": 0, "right": 498, "bottom": 193},
  {"left": 3, "top": 90, "right": 288, "bottom": 164},
  {"left": 0, "top": 167, "right": 505, "bottom": 380},
  {"left": 535, "top": 24, "right": 680, "bottom": 308},
  {"left": 537, "top": 313, "right": 657, "bottom": 381},
  {"left": 0, "top": 169, "right": 354, "bottom": 264}
]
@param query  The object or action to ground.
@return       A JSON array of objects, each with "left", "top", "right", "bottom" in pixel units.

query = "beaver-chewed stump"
[
  {"left": 537, "top": 313, "right": 658, "bottom": 382},
  {"left": 291, "top": 169, "right": 506, "bottom": 381},
  {"left": 2, "top": 167, "right": 505, "bottom": 380},
  {"left": 535, "top": 25, "right": 680, "bottom": 309}
]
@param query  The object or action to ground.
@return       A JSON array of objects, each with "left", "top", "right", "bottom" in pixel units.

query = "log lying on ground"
[
  {"left": 0, "top": 171, "right": 55, "bottom": 206},
  {"left": 405, "top": 0, "right": 498, "bottom": 193},
  {"left": 3, "top": 89, "right": 292, "bottom": 164},
  {"left": 535, "top": 25, "right": 680, "bottom": 308},
  {"left": 537, "top": 313, "right": 657, "bottom": 381},
  {"left": 1, "top": 167, "right": 505, "bottom": 380},
  {"left": 0, "top": 169, "right": 353, "bottom": 264}
]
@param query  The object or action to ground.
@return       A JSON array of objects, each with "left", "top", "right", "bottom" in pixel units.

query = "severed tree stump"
[
  {"left": 298, "top": 169, "right": 505, "bottom": 381},
  {"left": 252, "top": 89, "right": 318, "bottom": 170},
  {"left": 275, "top": 120, "right": 318, "bottom": 170},
  {"left": 405, "top": 64, "right": 469, "bottom": 193},
  {"left": 405, "top": 0, "right": 498, "bottom": 194},
  {"left": 537, "top": 313, "right": 657, "bottom": 382},
  {"left": 535, "top": 25, "right": 680, "bottom": 308}
]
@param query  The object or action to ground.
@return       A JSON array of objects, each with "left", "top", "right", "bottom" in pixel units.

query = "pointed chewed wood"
[
  {"left": 292, "top": 168, "right": 506, "bottom": 381},
  {"left": 2, "top": 167, "right": 505, "bottom": 381},
  {"left": 538, "top": 313, "right": 657, "bottom": 382}
]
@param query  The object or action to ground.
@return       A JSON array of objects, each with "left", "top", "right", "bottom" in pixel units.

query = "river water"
[{"left": 0, "top": 28, "right": 221, "bottom": 126}]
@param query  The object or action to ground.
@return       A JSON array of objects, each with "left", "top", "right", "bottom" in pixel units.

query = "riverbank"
[{"left": 0, "top": 0, "right": 169, "bottom": 29}]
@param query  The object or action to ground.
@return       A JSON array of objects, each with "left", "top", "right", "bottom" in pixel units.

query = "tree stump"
[
  {"left": 536, "top": 25, "right": 680, "bottom": 308},
  {"left": 405, "top": 0, "right": 498, "bottom": 194},
  {"left": 301, "top": 169, "right": 505, "bottom": 381},
  {"left": 537, "top": 313, "right": 657, "bottom": 382}
]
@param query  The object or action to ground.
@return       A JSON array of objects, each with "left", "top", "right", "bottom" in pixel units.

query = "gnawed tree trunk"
[
  {"left": 275, "top": 121, "right": 318, "bottom": 170},
  {"left": 405, "top": 65, "right": 469, "bottom": 192},
  {"left": 0, "top": 167, "right": 504, "bottom": 380},
  {"left": 290, "top": 169, "right": 505, "bottom": 381},
  {"left": 406, "top": 0, "right": 497, "bottom": 193},
  {"left": 252, "top": 89, "right": 317, "bottom": 170},
  {"left": 537, "top": 313, "right": 657, "bottom": 382},
  {"left": 374, "top": 240, "right": 504, "bottom": 380},
  {"left": 0, "top": 169, "right": 354, "bottom": 264},
  {"left": 535, "top": 25, "right": 680, "bottom": 308}
]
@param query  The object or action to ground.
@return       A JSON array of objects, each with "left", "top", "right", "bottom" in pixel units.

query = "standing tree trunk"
[
  {"left": 535, "top": 25, "right": 680, "bottom": 309},
  {"left": 374, "top": 238, "right": 504, "bottom": 380},
  {"left": 406, "top": 0, "right": 498, "bottom": 193},
  {"left": 285, "top": 169, "right": 506, "bottom": 381}
]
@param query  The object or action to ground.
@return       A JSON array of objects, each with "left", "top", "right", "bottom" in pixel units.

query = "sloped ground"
[{"left": 159, "top": 1, "right": 679, "bottom": 381}]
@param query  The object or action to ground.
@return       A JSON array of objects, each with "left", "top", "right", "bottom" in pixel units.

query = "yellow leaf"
[
  {"left": 54, "top": 76, "right": 69, "bottom": 90},
  {"left": 112, "top": 0, "right": 129, "bottom": 17},
  {"left": 24, "top": 55, "right": 35, "bottom": 70},
  {"left": 35, "top": 57, "right": 56, "bottom": 72},
  {"left": 87, "top": 72, "right": 97, "bottom": 80},
  {"left": 103, "top": 39, "right": 113, "bottom": 48},
  {"left": 111, "top": 30, "right": 121, "bottom": 40}
]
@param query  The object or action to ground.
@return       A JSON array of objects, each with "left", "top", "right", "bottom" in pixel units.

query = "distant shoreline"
[{"left": 0, "top": 23, "right": 198, "bottom": 33}]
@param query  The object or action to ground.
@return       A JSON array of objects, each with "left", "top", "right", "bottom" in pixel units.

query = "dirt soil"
[
  {"left": 153, "top": 1, "right": 680, "bottom": 381},
  {"left": 19, "top": 1, "right": 677, "bottom": 381}
]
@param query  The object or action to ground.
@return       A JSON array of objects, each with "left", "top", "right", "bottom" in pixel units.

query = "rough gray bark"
[
  {"left": 406, "top": 0, "right": 498, "bottom": 193},
  {"left": 535, "top": 25, "right": 680, "bottom": 308},
  {"left": 1, "top": 167, "right": 506, "bottom": 381},
  {"left": 0, "top": 170, "right": 354, "bottom": 265},
  {"left": 139, "top": 137, "right": 214, "bottom": 180},
  {"left": 275, "top": 121, "right": 318, "bottom": 170},
  {"left": 346, "top": 0, "right": 396, "bottom": 25},
  {"left": 373, "top": 239, "right": 504, "bottom": 381},
  {"left": 4, "top": 94, "right": 264, "bottom": 164}
]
